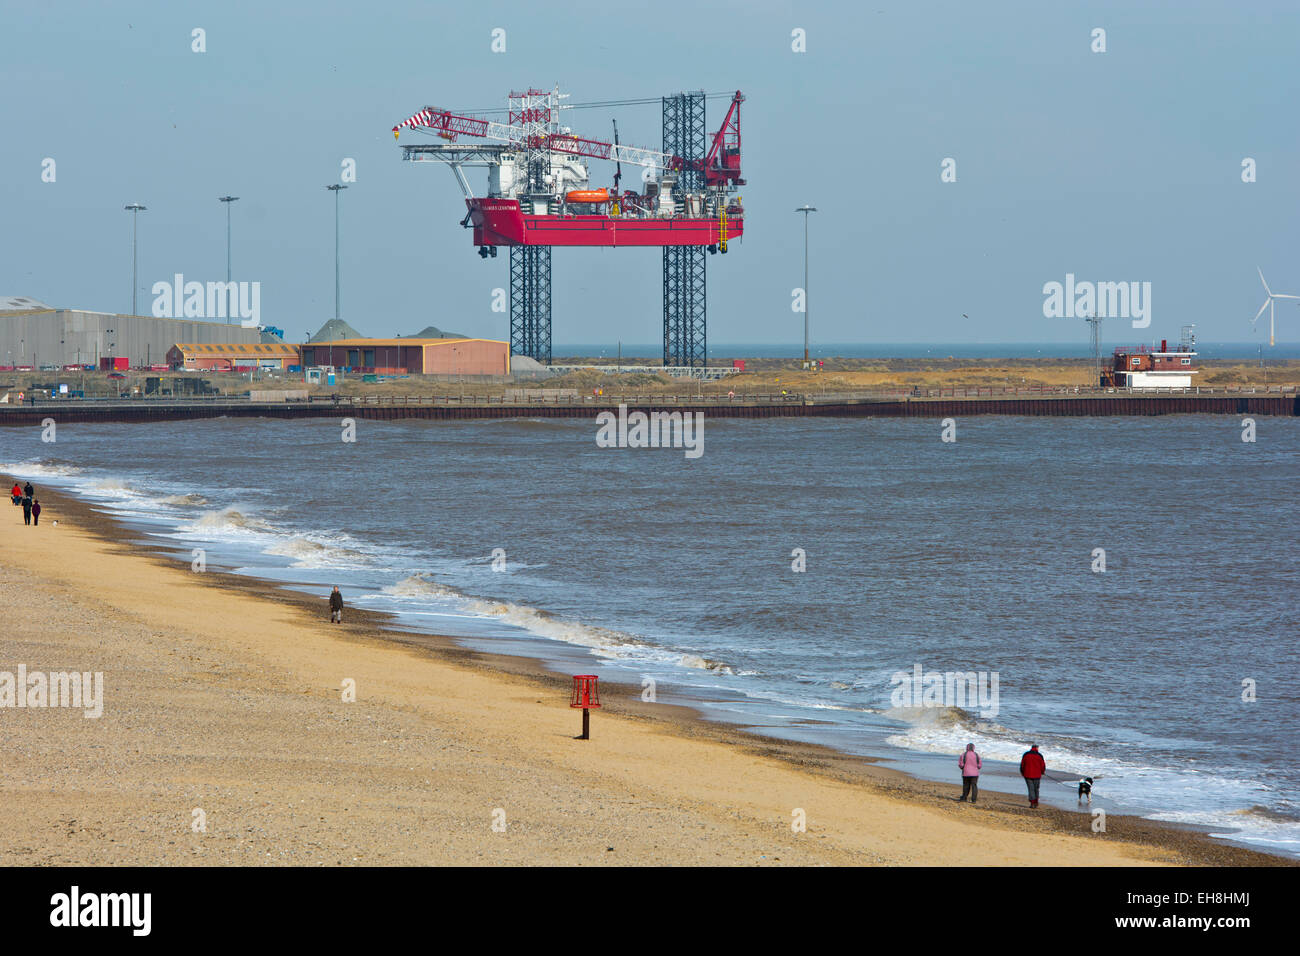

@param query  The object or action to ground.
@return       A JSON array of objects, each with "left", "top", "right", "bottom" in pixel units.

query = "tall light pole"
[
  {"left": 124, "top": 203, "right": 147, "bottom": 315},
  {"left": 796, "top": 205, "right": 816, "bottom": 368},
  {"left": 326, "top": 184, "right": 347, "bottom": 322},
  {"left": 219, "top": 196, "right": 239, "bottom": 321}
]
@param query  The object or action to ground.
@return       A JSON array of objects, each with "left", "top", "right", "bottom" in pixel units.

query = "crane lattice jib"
[
  {"left": 393, "top": 107, "right": 679, "bottom": 170},
  {"left": 546, "top": 133, "right": 679, "bottom": 171},
  {"left": 393, "top": 108, "right": 518, "bottom": 145}
]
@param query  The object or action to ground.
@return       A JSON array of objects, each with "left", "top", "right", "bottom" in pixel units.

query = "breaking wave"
[
  {"left": 158, "top": 493, "right": 209, "bottom": 507},
  {"left": 1233, "top": 804, "right": 1300, "bottom": 823},
  {"left": 1, "top": 460, "right": 85, "bottom": 480},
  {"left": 87, "top": 478, "right": 144, "bottom": 497},
  {"left": 264, "top": 536, "right": 369, "bottom": 568},
  {"left": 382, "top": 573, "right": 732, "bottom": 672},
  {"left": 180, "top": 508, "right": 275, "bottom": 535}
]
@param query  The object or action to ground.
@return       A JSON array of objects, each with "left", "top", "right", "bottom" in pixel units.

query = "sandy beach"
[{"left": 0, "top": 479, "right": 1287, "bottom": 867}]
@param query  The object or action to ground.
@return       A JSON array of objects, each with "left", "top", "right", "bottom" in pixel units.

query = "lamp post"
[
  {"left": 124, "top": 203, "right": 147, "bottom": 315},
  {"left": 326, "top": 185, "right": 347, "bottom": 322},
  {"left": 795, "top": 205, "right": 816, "bottom": 369},
  {"left": 219, "top": 196, "right": 239, "bottom": 323}
]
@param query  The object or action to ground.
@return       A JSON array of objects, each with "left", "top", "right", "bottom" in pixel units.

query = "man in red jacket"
[{"left": 1020, "top": 744, "right": 1046, "bottom": 807}]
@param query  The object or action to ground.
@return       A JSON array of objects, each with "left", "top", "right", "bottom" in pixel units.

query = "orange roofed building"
[
  {"left": 298, "top": 338, "right": 510, "bottom": 376},
  {"left": 167, "top": 342, "right": 300, "bottom": 371}
]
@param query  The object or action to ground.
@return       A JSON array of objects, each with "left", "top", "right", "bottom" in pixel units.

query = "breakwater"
[{"left": 0, "top": 393, "right": 1295, "bottom": 427}]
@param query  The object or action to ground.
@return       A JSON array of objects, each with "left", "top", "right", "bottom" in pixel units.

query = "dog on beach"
[{"left": 1077, "top": 776, "right": 1093, "bottom": 805}]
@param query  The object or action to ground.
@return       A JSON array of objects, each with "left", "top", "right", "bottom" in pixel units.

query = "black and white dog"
[{"left": 1077, "top": 777, "right": 1094, "bottom": 805}]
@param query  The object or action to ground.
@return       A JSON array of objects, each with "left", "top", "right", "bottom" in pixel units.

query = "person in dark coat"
[
  {"left": 31, "top": 500, "right": 41, "bottom": 525},
  {"left": 329, "top": 586, "right": 344, "bottom": 624},
  {"left": 21, "top": 496, "right": 32, "bottom": 525},
  {"left": 23, "top": 481, "right": 34, "bottom": 499},
  {"left": 1020, "top": 743, "right": 1046, "bottom": 807}
]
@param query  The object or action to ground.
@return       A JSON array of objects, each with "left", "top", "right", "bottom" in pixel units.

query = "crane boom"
[
  {"left": 547, "top": 132, "right": 677, "bottom": 171},
  {"left": 393, "top": 108, "right": 515, "bottom": 144},
  {"left": 699, "top": 91, "right": 745, "bottom": 187},
  {"left": 394, "top": 106, "right": 678, "bottom": 170}
]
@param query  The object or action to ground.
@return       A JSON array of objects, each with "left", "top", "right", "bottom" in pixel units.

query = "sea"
[{"left": 3, "top": 409, "right": 1297, "bottom": 856}]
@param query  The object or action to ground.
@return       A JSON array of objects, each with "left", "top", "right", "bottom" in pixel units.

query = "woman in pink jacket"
[{"left": 958, "top": 743, "right": 981, "bottom": 803}]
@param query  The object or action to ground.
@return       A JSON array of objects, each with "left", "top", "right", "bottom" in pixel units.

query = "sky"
[{"left": 2, "top": 0, "right": 1298, "bottom": 349}]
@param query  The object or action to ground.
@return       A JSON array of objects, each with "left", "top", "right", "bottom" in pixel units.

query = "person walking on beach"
[
  {"left": 329, "top": 586, "right": 344, "bottom": 624},
  {"left": 23, "top": 481, "right": 34, "bottom": 500},
  {"left": 1020, "top": 743, "right": 1046, "bottom": 807},
  {"left": 21, "top": 495, "right": 32, "bottom": 525},
  {"left": 31, "top": 499, "right": 41, "bottom": 526},
  {"left": 10, "top": 483, "right": 21, "bottom": 506},
  {"left": 958, "top": 743, "right": 981, "bottom": 803}
]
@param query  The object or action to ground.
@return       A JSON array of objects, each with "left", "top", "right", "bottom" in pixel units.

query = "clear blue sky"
[{"left": 3, "top": 0, "right": 1298, "bottom": 347}]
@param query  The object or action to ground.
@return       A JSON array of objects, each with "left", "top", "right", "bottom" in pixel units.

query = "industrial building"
[
  {"left": 1101, "top": 331, "right": 1200, "bottom": 389},
  {"left": 0, "top": 297, "right": 260, "bottom": 369},
  {"left": 168, "top": 342, "right": 300, "bottom": 371},
  {"left": 299, "top": 338, "right": 510, "bottom": 376}
]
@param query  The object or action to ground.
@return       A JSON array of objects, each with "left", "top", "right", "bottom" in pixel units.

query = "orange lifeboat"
[{"left": 565, "top": 189, "right": 609, "bottom": 204}]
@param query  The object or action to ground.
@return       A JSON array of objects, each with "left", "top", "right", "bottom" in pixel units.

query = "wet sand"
[{"left": 0, "top": 478, "right": 1287, "bottom": 866}]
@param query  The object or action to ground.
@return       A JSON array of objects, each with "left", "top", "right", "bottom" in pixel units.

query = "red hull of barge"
[{"left": 468, "top": 199, "right": 743, "bottom": 248}]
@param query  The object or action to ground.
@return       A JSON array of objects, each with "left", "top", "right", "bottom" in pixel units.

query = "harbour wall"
[{"left": 0, "top": 394, "right": 1295, "bottom": 427}]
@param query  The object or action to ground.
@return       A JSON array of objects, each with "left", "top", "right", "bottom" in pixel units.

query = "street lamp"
[
  {"left": 795, "top": 205, "right": 816, "bottom": 368},
  {"left": 124, "top": 203, "right": 147, "bottom": 315},
  {"left": 219, "top": 196, "right": 240, "bottom": 320},
  {"left": 326, "top": 184, "right": 348, "bottom": 322}
]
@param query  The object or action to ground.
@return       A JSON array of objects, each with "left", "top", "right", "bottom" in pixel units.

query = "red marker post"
[{"left": 570, "top": 675, "right": 600, "bottom": 740}]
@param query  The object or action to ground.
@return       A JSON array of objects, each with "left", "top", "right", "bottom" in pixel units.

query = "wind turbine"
[{"left": 1253, "top": 268, "right": 1300, "bottom": 347}]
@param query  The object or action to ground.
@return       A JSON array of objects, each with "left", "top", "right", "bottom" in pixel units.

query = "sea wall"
[{"left": 0, "top": 394, "right": 1295, "bottom": 427}]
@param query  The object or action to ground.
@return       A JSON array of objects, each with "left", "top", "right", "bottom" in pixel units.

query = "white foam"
[
  {"left": 85, "top": 478, "right": 148, "bottom": 499},
  {"left": 158, "top": 493, "right": 209, "bottom": 507},
  {"left": 264, "top": 536, "right": 369, "bottom": 569},
  {"left": 1148, "top": 807, "right": 1300, "bottom": 852},
  {"left": 378, "top": 573, "right": 733, "bottom": 671},
  {"left": 179, "top": 508, "right": 276, "bottom": 536},
  {"left": 1, "top": 460, "right": 85, "bottom": 479}
]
